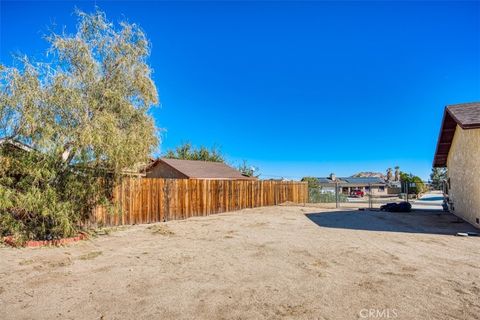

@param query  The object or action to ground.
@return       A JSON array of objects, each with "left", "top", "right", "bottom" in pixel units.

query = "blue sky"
[{"left": 1, "top": 1, "right": 479, "bottom": 180}]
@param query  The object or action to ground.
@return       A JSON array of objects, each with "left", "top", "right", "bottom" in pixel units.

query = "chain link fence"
[{"left": 307, "top": 182, "right": 406, "bottom": 209}]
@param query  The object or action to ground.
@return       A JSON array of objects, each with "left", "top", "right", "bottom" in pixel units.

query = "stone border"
[{"left": 2, "top": 233, "right": 88, "bottom": 247}]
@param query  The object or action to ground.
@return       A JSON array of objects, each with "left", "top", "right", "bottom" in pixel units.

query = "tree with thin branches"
[{"left": 0, "top": 9, "right": 159, "bottom": 242}]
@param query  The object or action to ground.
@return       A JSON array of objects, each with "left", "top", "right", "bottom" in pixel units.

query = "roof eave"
[
  {"left": 432, "top": 107, "right": 454, "bottom": 168},
  {"left": 432, "top": 104, "right": 480, "bottom": 167}
]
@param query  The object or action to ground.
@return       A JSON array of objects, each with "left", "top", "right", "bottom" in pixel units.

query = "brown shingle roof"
[
  {"left": 446, "top": 102, "right": 480, "bottom": 129},
  {"left": 151, "top": 158, "right": 256, "bottom": 180},
  {"left": 433, "top": 102, "right": 480, "bottom": 167}
]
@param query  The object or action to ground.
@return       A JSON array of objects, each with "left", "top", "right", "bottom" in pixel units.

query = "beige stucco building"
[{"left": 433, "top": 102, "right": 480, "bottom": 228}]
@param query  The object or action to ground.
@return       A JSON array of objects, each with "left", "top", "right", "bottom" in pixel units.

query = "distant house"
[
  {"left": 433, "top": 102, "right": 480, "bottom": 228},
  {"left": 314, "top": 173, "right": 388, "bottom": 195},
  {"left": 145, "top": 158, "right": 257, "bottom": 180}
]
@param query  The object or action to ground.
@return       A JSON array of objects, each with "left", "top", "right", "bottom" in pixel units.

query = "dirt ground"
[{"left": 1, "top": 205, "right": 479, "bottom": 320}]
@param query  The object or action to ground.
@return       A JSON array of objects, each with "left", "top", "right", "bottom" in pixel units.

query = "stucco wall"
[
  {"left": 340, "top": 186, "right": 387, "bottom": 195},
  {"left": 447, "top": 125, "right": 480, "bottom": 228}
]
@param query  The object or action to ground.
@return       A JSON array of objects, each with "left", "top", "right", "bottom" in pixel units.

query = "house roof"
[
  {"left": 342, "top": 177, "right": 386, "bottom": 184},
  {"left": 433, "top": 102, "right": 480, "bottom": 167},
  {"left": 148, "top": 158, "right": 256, "bottom": 180},
  {"left": 315, "top": 176, "right": 386, "bottom": 185},
  {"left": 316, "top": 178, "right": 336, "bottom": 184}
]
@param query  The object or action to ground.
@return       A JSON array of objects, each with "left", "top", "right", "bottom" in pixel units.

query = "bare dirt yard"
[{"left": 1, "top": 205, "right": 479, "bottom": 320}]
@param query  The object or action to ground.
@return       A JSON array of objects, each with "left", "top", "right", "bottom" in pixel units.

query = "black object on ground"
[{"left": 380, "top": 202, "right": 412, "bottom": 213}]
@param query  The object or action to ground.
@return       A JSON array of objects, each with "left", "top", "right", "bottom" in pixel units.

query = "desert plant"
[
  {"left": 0, "top": 9, "right": 159, "bottom": 242},
  {"left": 164, "top": 142, "right": 224, "bottom": 162},
  {"left": 238, "top": 160, "right": 259, "bottom": 177}
]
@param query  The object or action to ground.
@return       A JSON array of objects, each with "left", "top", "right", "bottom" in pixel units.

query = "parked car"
[{"left": 350, "top": 190, "right": 364, "bottom": 197}]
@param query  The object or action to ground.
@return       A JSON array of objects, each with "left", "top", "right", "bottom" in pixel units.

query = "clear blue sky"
[{"left": 1, "top": 1, "right": 479, "bottom": 180}]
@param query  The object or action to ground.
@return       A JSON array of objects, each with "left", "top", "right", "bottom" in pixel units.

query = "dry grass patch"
[
  {"left": 311, "top": 259, "right": 329, "bottom": 268},
  {"left": 91, "top": 226, "right": 128, "bottom": 236},
  {"left": 148, "top": 224, "right": 175, "bottom": 236},
  {"left": 47, "top": 258, "right": 73, "bottom": 267},
  {"left": 78, "top": 251, "right": 102, "bottom": 260},
  {"left": 19, "top": 259, "right": 35, "bottom": 266}
]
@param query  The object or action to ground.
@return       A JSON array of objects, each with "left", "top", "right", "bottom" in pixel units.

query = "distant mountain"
[{"left": 351, "top": 172, "right": 386, "bottom": 179}]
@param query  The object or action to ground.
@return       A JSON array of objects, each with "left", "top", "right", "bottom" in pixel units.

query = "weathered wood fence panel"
[{"left": 92, "top": 179, "right": 308, "bottom": 226}]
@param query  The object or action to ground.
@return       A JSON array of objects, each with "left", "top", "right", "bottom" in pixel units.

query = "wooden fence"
[{"left": 92, "top": 179, "right": 308, "bottom": 226}]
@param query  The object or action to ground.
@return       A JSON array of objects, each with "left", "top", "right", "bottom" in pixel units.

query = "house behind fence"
[
  {"left": 314, "top": 174, "right": 388, "bottom": 195},
  {"left": 144, "top": 158, "right": 256, "bottom": 180}
]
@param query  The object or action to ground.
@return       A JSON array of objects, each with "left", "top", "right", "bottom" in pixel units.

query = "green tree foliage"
[
  {"left": 301, "top": 177, "right": 320, "bottom": 189},
  {"left": 164, "top": 142, "right": 224, "bottom": 162},
  {"left": 0, "top": 9, "right": 159, "bottom": 242},
  {"left": 237, "top": 160, "right": 259, "bottom": 177},
  {"left": 399, "top": 172, "right": 426, "bottom": 195},
  {"left": 430, "top": 167, "right": 447, "bottom": 190},
  {"left": 301, "top": 177, "right": 347, "bottom": 203}
]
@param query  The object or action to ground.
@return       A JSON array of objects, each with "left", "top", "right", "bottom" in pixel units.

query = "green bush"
[
  {"left": 400, "top": 172, "right": 426, "bottom": 195},
  {"left": 0, "top": 149, "right": 110, "bottom": 241},
  {"left": 301, "top": 178, "right": 348, "bottom": 203},
  {"left": 308, "top": 187, "right": 348, "bottom": 203}
]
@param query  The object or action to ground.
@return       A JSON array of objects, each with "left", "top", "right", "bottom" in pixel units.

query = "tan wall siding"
[
  {"left": 342, "top": 186, "right": 387, "bottom": 195},
  {"left": 371, "top": 187, "right": 387, "bottom": 195},
  {"left": 447, "top": 125, "right": 480, "bottom": 228}
]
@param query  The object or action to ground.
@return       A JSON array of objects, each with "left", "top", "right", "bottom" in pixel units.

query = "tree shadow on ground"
[{"left": 305, "top": 209, "right": 479, "bottom": 235}]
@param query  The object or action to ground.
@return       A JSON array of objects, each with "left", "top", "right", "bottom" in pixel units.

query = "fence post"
[
  {"left": 164, "top": 179, "right": 170, "bottom": 221},
  {"left": 406, "top": 182, "right": 409, "bottom": 203},
  {"left": 335, "top": 181, "right": 339, "bottom": 209},
  {"left": 369, "top": 183, "right": 372, "bottom": 209}
]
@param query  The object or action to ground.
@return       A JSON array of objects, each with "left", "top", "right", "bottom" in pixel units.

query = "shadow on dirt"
[{"left": 305, "top": 209, "right": 479, "bottom": 235}]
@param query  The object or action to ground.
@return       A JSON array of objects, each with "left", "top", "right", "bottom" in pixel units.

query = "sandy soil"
[{"left": 1, "top": 205, "right": 479, "bottom": 320}]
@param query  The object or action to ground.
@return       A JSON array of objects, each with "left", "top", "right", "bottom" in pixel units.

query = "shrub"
[{"left": 0, "top": 9, "right": 159, "bottom": 242}]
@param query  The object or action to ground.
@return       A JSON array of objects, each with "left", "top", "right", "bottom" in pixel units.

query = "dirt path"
[{"left": 1, "top": 206, "right": 479, "bottom": 320}]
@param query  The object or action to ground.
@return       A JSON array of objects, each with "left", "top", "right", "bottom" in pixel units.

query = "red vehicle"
[{"left": 350, "top": 190, "right": 364, "bottom": 198}]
